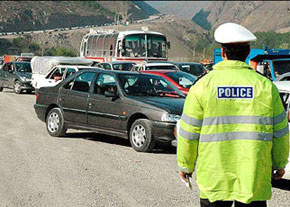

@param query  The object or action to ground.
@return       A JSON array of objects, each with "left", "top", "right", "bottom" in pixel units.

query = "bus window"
[
  {"left": 147, "top": 35, "right": 167, "bottom": 58},
  {"left": 123, "top": 34, "right": 146, "bottom": 57},
  {"left": 111, "top": 34, "right": 118, "bottom": 57},
  {"left": 96, "top": 35, "right": 104, "bottom": 57},
  {"left": 104, "top": 34, "right": 112, "bottom": 57}
]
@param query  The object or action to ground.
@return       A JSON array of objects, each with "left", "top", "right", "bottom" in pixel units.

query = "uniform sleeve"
[
  {"left": 272, "top": 85, "right": 289, "bottom": 169},
  {"left": 177, "top": 83, "right": 204, "bottom": 173}
]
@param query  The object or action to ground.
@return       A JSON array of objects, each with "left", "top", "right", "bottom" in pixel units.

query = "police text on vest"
[{"left": 217, "top": 86, "right": 254, "bottom": 99}]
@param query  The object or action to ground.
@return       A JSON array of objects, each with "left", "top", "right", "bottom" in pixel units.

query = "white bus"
[{"left": 80, "top": 29, "right": 170, "bottom": 63}]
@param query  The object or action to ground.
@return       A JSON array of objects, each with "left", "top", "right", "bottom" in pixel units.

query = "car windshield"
[
  {"left": 15, "top": 62, "right": 32, "bottom": 72},
  {"left": 177, "top": 63, "right": 205, "bottom": 77},
  {"left": 273, "top": 60, "right": 290, "bottom": 78},
  {"left": 145, "top": 65, "right": 176, "bottom": 70},
  {"left": 165, "top": 71, "right": 197, "bottom": 89},
  {"left": 113, "top": 63, "right": 135, "bottom": 71},
  {"left": 118, "top": 74, "right": 184, "bottom": 98}
]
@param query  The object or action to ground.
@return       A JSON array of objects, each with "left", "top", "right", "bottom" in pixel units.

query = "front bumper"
[
  {"left": 21, "top": 81, "right": 34, "bottom": 90},
  {"left": 34, "top": 104, "right": 47, "bottom": 122},
  {"left": 151, "top": 121, "right": 176, "bottom": 145}
]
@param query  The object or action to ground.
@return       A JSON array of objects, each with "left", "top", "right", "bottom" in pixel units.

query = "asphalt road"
[{"left": 0, "top": 90, "right": 289, "bottom": 207}]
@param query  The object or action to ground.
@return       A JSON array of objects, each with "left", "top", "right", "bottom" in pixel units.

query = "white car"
[
  {"left": 31, "top": 56, "right": 94, "bottom": 90},
  {"left": 33, "top": 65, "right": 98, "bottom": 89},
  {"left": 131, "top": 62, "right": 179, "bottom": 71}
]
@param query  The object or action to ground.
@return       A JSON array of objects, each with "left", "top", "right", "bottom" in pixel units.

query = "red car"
[{"left": 140, "top": 70, "right": 198, "bottom": 95}]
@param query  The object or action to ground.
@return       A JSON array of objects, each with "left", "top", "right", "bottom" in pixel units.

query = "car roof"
[
  {"left": 141, "top": 70, "right": 178, "bottom": 74},
  {"left": 175, "top": 62, "right": 202, "bottom": 65},
  {"left": 100, "top": 61, "right": 136, "bottom": 64}
]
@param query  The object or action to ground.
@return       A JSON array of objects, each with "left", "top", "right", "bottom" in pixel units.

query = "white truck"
[{"left": 31, "top": 56, "right": 93, "bottom": 90}]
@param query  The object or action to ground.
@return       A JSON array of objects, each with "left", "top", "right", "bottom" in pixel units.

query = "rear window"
[{"left": 145, "top": 65, "right": 176, "bottom": 70}]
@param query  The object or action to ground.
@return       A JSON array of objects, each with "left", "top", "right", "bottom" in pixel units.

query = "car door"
[
  {"left": 58, "top": 71, "right": 96, "bottom": 124},
  {"left": 5, "top": 63, "right": 15, "bottom": 88},
  {"left": 0, "top": 63, "right": 10, "bottom": 87},
  {"left": 87, "top": 72, "right": 124, "bottom": 130}
]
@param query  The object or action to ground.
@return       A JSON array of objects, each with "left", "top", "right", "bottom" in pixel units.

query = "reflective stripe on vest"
[
  {"left": 200, "top": 131, "right": 273, "bottom": 142},
  {"left": 273, "top": 111, "right": 287, "bottom": 125},
  {"left": 274, "top": 125, "right": 289, "bottom": 138},
  {"left": 179, "top": 127, "right": 200, "bottom": 140},
  {"left": 203, "top": 115, "right": 273, "bottom": 126},
  {"left": 181, "top": 113, "right": 203, "bottom": 126}
]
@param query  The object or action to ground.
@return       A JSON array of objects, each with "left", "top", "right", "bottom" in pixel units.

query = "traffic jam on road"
[{"left": 0, "top": 28, "right": 290, "bottom": 156}]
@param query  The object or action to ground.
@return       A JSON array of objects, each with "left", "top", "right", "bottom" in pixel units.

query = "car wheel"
[
  {"left": 129, "top": 119, "right": 155, "bottom": 152},
  {"left": 14, "top": 81, "right": 22, "bottom": 94},
  {"left": 46, "top": 108, "right": 67, "bottom": 137},
  {"left": 0, "top": 87, "right": 3, "bottom": 92}
]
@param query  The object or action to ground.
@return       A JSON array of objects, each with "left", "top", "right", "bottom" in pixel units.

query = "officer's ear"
[{"left": 221, "top": 48, "right": 227, "bottom": 60}]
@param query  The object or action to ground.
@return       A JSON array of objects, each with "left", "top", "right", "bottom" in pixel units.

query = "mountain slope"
[
  {"left": 192, "top": 1, "right": 290, "bottom": 32},
  {"left": 0, "top": 1, "right": 156, "bottom": 32}
]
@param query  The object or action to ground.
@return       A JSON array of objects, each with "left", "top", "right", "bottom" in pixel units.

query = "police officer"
[{"left": 177, "top": 22, "right": 289, "bottom": 207}]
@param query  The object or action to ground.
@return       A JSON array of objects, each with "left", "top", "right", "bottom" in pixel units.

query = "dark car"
[
  {"left": 34, "top": 69, "right": 185, "bottom": 152},
  {"left": 175, "top": 62, "right": 207, "bottom": 77},
  {"left": 94, "top": 61, "right": 136, "bottom": 71},
  {"left": 0, "top": 61, "right": 34, "bottom": 94}
]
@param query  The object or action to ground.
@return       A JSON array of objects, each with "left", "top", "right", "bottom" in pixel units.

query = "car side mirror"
[{"left": 167, "top": 41, "right": 171, "bottom": 49}]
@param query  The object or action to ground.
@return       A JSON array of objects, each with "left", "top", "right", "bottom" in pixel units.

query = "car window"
[
  {"left": 103, "top": 64, "right": 111, "bottom": 70},
  {"left": 2, "top": 63, "right": 10, "bottom": 71},
  {"left": 64, "top": 72, "right": 96, "bottom": 93},
  {"left": 145, "top": 65, "right": 176, "bottom": 70},
  {"left": 94, "top": 73, "right": 117, "bottom": 95},
  {"left": 113, "top": 63, "right": 135, "bottom": 71},
  {"left": 165, "top": 72, "right": 197, "bottom": 89},
  {"left": 65, "top": 68, "right": 77, "bottom": 79},
  {"left": 15, "top": 62, "right": 32, "bottom": 72},
  {"left": 48, "top": 67, "right": 66, "bottom": 80},
  {"left": 118, "top": 74, "right": 184, "bottom": 98}
]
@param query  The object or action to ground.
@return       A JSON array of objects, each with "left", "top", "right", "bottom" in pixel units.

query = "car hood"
[{"left": 132, "top": 96, "right": 185, "bottom": 115}]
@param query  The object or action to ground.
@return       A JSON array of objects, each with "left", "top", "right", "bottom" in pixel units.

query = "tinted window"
[
  {"left": 103, "top": 64, "right": 111, "bottom": 70},
  {"left": 145, "top": 65, "right": 176, "bottom": 70},
  {"left": 118, "top": 74, "right": 184, "bottom": 98},
  {"left": 273, "top": 60, "right": 290, "bottom": 78},
  {"left": 69, "top": 72, "right": 96, "bottom": 93},
  {"left": 15, "top": 62, "right": 31, "bottom": 72},
  {"left": 113, "top": 63, "right": 135, "bottom": 71},
  {"left": 178, "top": 64, "right": 205, "bottom": 77},
  {"left": 165, "top": 72, "right": 197, "bottom": 89},
  {"left": 94, "top": 73, "right": 116, "bottom": 95},
  {"left": 65, "top": 68, "right": 77, "bottom": 79}
]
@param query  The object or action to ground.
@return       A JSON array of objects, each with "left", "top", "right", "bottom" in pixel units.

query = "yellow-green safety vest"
[{"left": 177, "top": 60, "right": 289, "bottom": 203}]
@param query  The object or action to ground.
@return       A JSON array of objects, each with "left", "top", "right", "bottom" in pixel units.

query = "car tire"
[
  {"left": 14, "top": 81, "right": 22, "bottom": 94},
  {"left": 26, "top": 89, "right": 32, "bottom": 94},
  {"left": 0, "top": 87, "right": 3, "bottom": 92},
  {"left": 46, "top": 108, "right": 67, "bottom": 137},
  {"left": 129, "top": 119, "right": 155, "bottom": 152}
]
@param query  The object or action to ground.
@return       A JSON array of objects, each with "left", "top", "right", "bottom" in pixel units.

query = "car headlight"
[
  {"left": 21, "top": 77, "right": 31, "bottom": 82},
  {"left": 161, "top": 113, "right": 181, "bottom": 122}
]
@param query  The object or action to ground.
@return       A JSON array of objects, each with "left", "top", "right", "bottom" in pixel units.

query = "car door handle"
[
  {"left": 59, "top": 97, "right": 64, "bottom": 101},
  {"left": 88, "top": 102, "right": 93, "bottom": 108}
]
